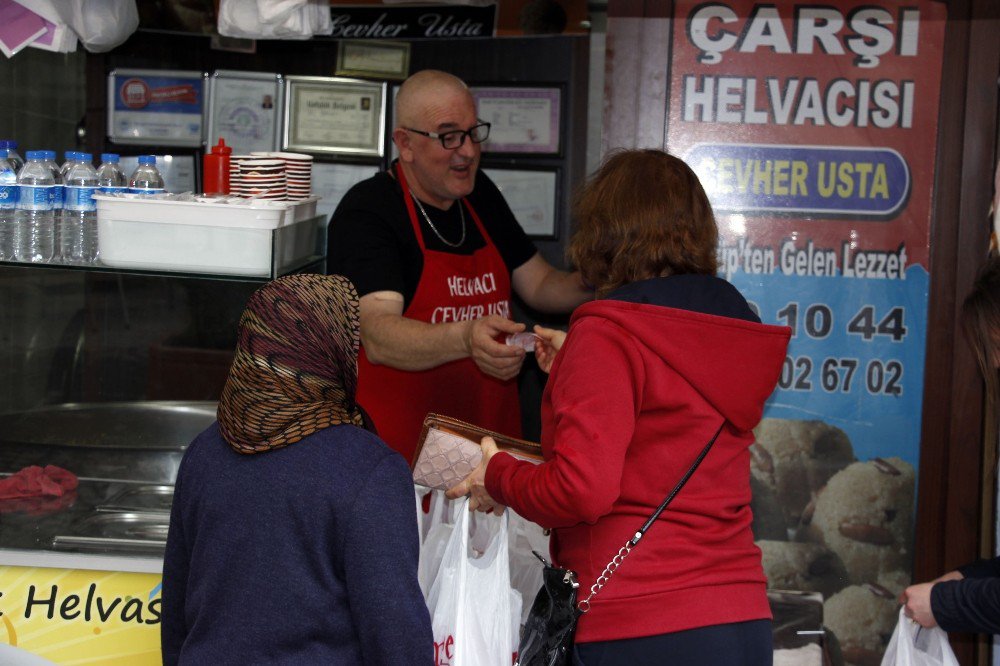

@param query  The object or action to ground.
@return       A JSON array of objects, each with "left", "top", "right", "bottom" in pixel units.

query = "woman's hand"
[
  {"left": 533, "top": 325, "right": 567, "bottom": 374},
  {"left": 445, "top": 436, "right": 506, "bottom": 515}
]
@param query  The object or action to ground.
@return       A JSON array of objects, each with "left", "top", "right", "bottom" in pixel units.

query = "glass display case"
[
  {"left": 0, "top": 260, "right": 328, "bottom": 661},
  {"left": 0, "top": 260, "right": 326, "bottom": 561}
]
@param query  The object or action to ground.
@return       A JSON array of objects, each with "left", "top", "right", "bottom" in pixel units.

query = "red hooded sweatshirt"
[{"left": 486, "top": 275, "right": 791, "bottom": 643}]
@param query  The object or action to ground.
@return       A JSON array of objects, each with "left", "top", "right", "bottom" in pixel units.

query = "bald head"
[
  {"left": 396, "top": 70, "right": 472, "bottom": 129},
  {"left": 393, "top": 69, "right": 481, "bottom": 208}
]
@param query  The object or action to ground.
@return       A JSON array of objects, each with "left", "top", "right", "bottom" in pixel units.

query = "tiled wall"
[{"left": 0, "top": 49, "right": 85, "bottom": 157}]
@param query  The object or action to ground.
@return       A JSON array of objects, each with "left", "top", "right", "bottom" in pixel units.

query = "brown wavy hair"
[
  {"left": 961, "top": 256, "right": 1000, "bottom": 474},
  {"left": 568, "top": 149, "right": 718, "bottom": 297}
]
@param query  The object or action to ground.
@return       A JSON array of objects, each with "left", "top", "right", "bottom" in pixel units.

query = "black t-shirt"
[{"left": 326, "top": 166, "right": 538, "bottom": 309}]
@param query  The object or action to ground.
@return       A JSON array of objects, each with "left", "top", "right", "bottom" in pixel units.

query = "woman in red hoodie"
[{"left": 448, "top": 149, "right": 791, "bottom": 665}]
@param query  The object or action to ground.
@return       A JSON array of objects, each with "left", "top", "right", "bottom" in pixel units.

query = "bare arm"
[
  {"left": 511, "top": 253, "right": 593, "bottom": 313},
  {"left": 360, "top": 291, "right": 528, "bottom": 380}
]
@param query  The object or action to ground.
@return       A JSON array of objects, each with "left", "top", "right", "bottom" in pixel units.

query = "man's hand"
[
  {"left": 464, "top": 315, "right": 526, "bottom": 381},
  {"left": 897, "top": 570, "right": 963, "bottom": 629},
  {"left": 360, "top": 293, "right": 526, "bottom": 379},
  {"left": 899, "top": 582, "right": 940, "bottom": 628}
]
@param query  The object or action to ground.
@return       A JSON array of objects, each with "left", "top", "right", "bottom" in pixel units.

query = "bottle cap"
[
  {"left": 138, "top": 155, "right": 156, "bottom": 165},
  {"left": 78, "top": 153, "right": 93, "bottom": 162},
  {"left": 211, "top": 138, "right": 232, "bottom": 155},
  {"left": 26, "top": 151, "right": 46, "bottom": 160},
  {"left": 64, "top": 151, "right": 78, "bottom": 161},
  {"left": 42, "top": 150, "right": 57, "bottom": 160},
  {"left": 101, "top": 153, "right": 120, "bottom": 163}
]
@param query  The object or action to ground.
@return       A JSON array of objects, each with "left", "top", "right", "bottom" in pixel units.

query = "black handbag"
[{"left": 514, "top": 421, "right": 725, "bottom": 666}]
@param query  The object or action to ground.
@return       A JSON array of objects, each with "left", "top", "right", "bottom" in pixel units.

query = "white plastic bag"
[
  {"left": 880, "top": 608, "right": 959, "bottom": 666},
  {"left": 420, "top": 488, "right": 453, "bottom": 543},
  {"left": 217, "top": 0, "right": 331, "bottom": 40},
  {"left": 15, "top": 0, "right": 138, "bottom": 53},
  {"left": 426, "top": 500, "right": 513, "bottom": 666},
  {"left": 509, "top": 588, "right": 523, "bottom": 659},
  {"left": 418, "top": 491, "right": 460, "bottom": 596},
  {"left": 508, "top": 510, "right": 549, "bottom": 626}
]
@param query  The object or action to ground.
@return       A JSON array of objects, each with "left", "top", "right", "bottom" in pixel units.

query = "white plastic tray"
[
  {"left": 95, "top": 195, "right": 325, "bottom": 277},
  {"left": 93, "top": 195, "right": 319, "bottom": 229}
]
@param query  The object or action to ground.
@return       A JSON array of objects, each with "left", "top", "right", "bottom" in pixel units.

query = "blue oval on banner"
[{"left": 685, "top": 143, "right": 910, "bottom": 219}]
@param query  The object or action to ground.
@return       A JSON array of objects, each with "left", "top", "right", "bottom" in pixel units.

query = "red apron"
[{"left": 356, "top": 165, "right": 522, "bottom": 462}]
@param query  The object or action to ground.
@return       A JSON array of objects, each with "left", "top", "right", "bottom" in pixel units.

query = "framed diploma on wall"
[
  {"left": 471, "top": 86, "right": 562, "bottom": 155},
  {"left": 388, "top": 84, "right": 401, "bottom": 161},
  {"left": 206, "top": 70, "right": 283, "bottom": 155},
  {"left": 483, "top": 167, "right": 559, "bottom": 239},
  {"left": 107, "top": 68, "right": 206, "bottom": 146},
  {"left": 282, "top": 76, "right": 387, "bottom": 158},
  {"left": 311, "top": 162, "right": 381, "bottom": 222},
  {"left": 336, "top": 40, "right": 411, "bottom": 80}
]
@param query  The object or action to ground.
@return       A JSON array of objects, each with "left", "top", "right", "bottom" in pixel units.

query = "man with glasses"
[{"left": 327, "top": 69, "right": 592, "bottom": 461}]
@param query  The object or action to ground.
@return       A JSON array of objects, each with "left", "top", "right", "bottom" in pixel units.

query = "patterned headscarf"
[{"left": 217, "top": 274, "right": 365, "bottom": 454}]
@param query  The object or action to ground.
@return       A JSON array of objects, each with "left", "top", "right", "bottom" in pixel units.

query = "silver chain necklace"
[{"left": 410, "top": 190, "right": 466, "bottom": 248}]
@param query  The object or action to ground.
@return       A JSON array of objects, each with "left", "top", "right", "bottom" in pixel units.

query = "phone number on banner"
[{"left": 749, "top": 302, "right": 906, "bottom": 396}]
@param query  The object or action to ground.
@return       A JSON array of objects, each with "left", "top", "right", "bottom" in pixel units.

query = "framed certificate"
[
  {"left": 282, "top": 76, "right": 387, "bottom": 158},
  {"left": 471, "top": 86, "right": 562, "bottom": 155},
  {"left": 388, "top": 83, "right": 402, "bottom": 160},
  {"left": 484, "top": 167, "right": 559, "bottom": 239},
  {"left": 312, "top": 162, "right": 381, "bottom": 221},
  {"left": 107, "top": 69, "right": 206, "bottom": 146},
  {"left": 336, "top": 40, "right": 411, "bottom": 80},
  {"left": 206, "top": 70, "right": 283, "bottom": 155}
]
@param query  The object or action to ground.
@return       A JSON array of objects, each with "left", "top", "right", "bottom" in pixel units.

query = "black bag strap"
[{"left": 577, "top": 420, "right": 726, "bottom": 613}]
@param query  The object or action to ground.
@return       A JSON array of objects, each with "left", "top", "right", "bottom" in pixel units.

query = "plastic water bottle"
[
  {"left": 14, "top": 151, "right": 55, "bottom": 263},
  {"left": 1, "top": 140, "right": 24, "bottom": 174},
  {"left": 61, "top": 152, "right": 99, "bottom": 264},
  {"left": 41, "top": 151, "right": 64, "bottom": 259},
  {"left": 97, "top": 153, "right": 127, "bottom": 194},
  {"left": 128, "top": 156, "right": 164, "bottom": 196},
  {"left": 59, "top": 150, "right": 80, "bottom": 176},
  {"left": 43, "top": 150, "right": 64, "bottom": 210},
  {"left": 55, "top": 151, "right": 79, "bottom": 260},
  {"left": 59, "top": 150, "right": 83, "bottom": 189},
  {"left": 0, "top": 156, "right": 16, "bottom": 260}
]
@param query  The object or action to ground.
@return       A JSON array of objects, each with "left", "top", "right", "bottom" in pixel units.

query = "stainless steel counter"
[
  {"left": 0, "top": 478, "right": 172, "bottom": 571},
  {"left": 0, "top": 401, "right": 216, "bottom": 570},
  {"left": 0, "top": 401, "right": 216, "bottom": 484}
]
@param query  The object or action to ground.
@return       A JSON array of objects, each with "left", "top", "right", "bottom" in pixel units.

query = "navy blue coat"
[
  {"left": 161, "top": 422, "right": 432, "bottom": 664},
  {"left": 932, "top": 557, "right": 1000, "bottom": 634}
]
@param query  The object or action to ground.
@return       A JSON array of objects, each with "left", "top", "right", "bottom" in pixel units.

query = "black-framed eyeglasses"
[{"left": 403, "top": 122, "right": 491, "bottom": 150}]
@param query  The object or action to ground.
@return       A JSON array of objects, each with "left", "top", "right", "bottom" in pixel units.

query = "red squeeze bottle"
[{"left": 203, "top": 138, "right": 232, "bottom": 194}]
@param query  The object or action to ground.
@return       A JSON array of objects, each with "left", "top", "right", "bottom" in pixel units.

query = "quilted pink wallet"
[{"left": 411, "top": 413, "right": 543, "bottom": 490}]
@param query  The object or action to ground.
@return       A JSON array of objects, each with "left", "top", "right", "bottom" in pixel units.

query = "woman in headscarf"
[{"left": 161, "top": 274, "right": 432, "bottom": 665}]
